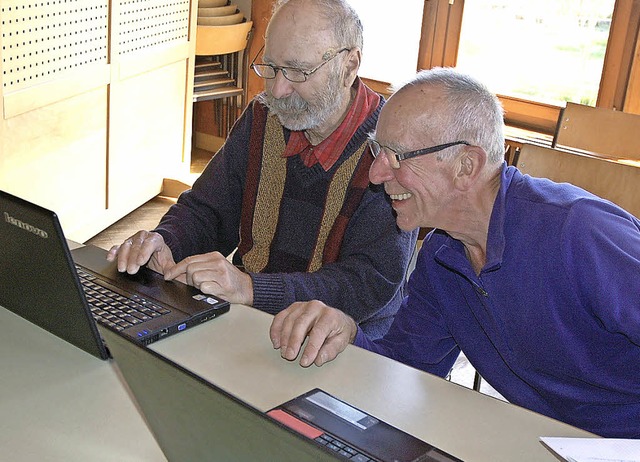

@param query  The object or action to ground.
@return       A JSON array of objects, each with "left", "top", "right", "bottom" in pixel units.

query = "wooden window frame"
[{"left": 365, "top": 0, "right": 640, "bottom": 136}]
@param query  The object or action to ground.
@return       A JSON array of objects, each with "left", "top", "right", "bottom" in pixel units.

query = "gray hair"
[
  {"left": 399, "top": 68, "right": 505, "bottom": 164},
  {"left": 273, "top": 0, "right": 364, "bottom": 51}
]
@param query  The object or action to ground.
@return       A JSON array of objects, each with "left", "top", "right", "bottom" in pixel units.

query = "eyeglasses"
[
  {"left": 369, "top": 139, "right": 470, "bottom": 169},
  {"left": 250, "top": 46, "right": 351, "bottom": 83}
]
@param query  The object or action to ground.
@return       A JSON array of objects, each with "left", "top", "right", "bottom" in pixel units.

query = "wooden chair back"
[
  {"left": 195, "top": 21, "right": 253, "bottom": 56},
  {"left": 516, "top": 143, "right": 640, "bottom": 218},
  {"left": 553, "top": 102, "right": 640, "bottom": 161},
  {"left": 192, "top": 21, "right": 254, "bottom": 139}
]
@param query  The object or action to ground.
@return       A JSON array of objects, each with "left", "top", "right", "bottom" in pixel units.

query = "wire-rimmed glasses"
[{"left": 250, "top": 46, "right": 351, "bottom": 83}]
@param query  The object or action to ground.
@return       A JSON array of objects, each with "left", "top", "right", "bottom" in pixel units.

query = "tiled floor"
[{"left": 86, "top": 147, "right": 506, "bottom": 402}]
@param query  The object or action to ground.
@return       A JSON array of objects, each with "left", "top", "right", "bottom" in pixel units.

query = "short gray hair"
[
  {"left": 399, "top": 67, "right": 505, "bottom": 164},
  {"left": 273, "top": 0, "right": 363, "bottom": 51}
]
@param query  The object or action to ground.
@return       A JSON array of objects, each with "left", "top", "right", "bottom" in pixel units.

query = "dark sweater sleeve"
[
  {"left": 250, "top": 185, "right": 418, "bottom": 322},
  {"left": 153, "top": 103, "right": 255, "bottom": 261}
]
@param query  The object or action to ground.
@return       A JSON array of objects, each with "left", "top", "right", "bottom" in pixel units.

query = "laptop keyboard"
[
  {"left": 315, "top": 433, "right": 373, "bottom": 461},
  {"left": 76, "top": 266, "right": 170, "bottom": 331}
]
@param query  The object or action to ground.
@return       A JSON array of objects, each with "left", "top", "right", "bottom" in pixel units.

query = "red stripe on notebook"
[{"left": 267, "top": 409, "right": 324, "bottom": 439}]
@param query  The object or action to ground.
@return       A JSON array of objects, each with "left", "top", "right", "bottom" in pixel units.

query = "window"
[
  {"left": 347, "top": 0, "right": 424, "bottom": 87},
  {"left": 456, "top": 0, "right": 615, "bottom": 107},
  {"left": 347, "top": 0, "right": 635, "bottom": 134}
]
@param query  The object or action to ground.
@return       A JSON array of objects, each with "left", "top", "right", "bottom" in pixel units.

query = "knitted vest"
[{"left": 238, "top": 103, "right": 373, "bottom": 273}]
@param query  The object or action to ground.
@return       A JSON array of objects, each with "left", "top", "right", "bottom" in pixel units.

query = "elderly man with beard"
[{"left": 106, "top": 0, "right": 417, "bottom": 338}]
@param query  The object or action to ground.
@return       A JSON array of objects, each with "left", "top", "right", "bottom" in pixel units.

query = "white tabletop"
[
  {"left": 1, "top": 299, "right": 596, "bottom": 461},
  {"left": 0, "top": 305, "right": 165, "bottom": 462},
  {"left": 150, "top": 304, "right": 596, "bottom": 462}
]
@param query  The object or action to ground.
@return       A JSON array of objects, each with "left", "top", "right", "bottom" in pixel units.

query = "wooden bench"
[
  {"left": 516, "top": 143, "right": 640, "bottom": 218},
  {"left": 553, "top": 102, "right": 640, "bottom": 161}
]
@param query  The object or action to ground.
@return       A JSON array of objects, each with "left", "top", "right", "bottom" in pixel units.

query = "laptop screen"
[{"left": 0, "top": 190, "right": 108, "bottom": 359}]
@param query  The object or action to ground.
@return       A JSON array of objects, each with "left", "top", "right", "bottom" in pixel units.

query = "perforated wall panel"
[
  {"left": 116, "top": 0, "right": 190, "bottom": 56},
  {"left": 1, "top": 0, "right": 191, "bottom": 93},
  {"left": 1, "top": 0, "right": 109, "bottom": 91}
]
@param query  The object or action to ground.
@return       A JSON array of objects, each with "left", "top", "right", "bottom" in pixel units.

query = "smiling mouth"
[{"left": 389, "top": 192, "right": 413, "bottom": 201}]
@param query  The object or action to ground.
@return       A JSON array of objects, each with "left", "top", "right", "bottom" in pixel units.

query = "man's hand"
[
  {"left": 270, "top": 300, "right": 358, "bottom": 367},
  {"left": 106, "top": 230, "right": 176, "bottom": 275},
  {"left": 163, "top": 251, "right": 254, "bottom": 306}
]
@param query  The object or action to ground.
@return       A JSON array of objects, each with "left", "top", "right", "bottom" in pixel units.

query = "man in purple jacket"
[
  {"left": 106, "top": 0, "right": 417, "bottom": 339},
  {"left": 270, "top": 67, "right": 640, "bottom": 438}
]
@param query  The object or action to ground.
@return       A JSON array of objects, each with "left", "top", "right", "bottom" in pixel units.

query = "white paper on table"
[{"left": 540, "top": 437, "right": 640, "bottom": 462}]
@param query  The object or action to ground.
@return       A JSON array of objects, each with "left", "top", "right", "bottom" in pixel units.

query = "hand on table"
[{"left": 270, "top": 300, "right": 358, "bottom": 367}]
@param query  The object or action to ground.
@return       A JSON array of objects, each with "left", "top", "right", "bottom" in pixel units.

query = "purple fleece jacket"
[{"left": 356, "top": 164, "right": 640, "bottom": 437}]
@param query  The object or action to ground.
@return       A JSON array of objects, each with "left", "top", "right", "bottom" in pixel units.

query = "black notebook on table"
[
  {"left": 0, "top": 189, "right": 229, "bottom": 359},
  {"left": 268, "top": 389, "right": 463, "bottom": 462}
]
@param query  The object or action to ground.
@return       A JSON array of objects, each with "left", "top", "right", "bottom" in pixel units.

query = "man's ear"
[
  {"left": 453, "top": 146, "right": 486, "bottom": 191},
  {"left": 343, "top": 48, "right": 361, "bottom": 87}
]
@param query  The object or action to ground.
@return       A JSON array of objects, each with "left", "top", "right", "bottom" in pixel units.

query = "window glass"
[
  {"left": 455, "top": 0, "right": 615, "bottom": 106},
  {"left": 347, "top": 0, "right": 424, "bottom": 86}
]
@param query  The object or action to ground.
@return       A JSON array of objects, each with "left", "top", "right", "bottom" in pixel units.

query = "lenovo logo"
[{"left": 3, "top": 212, "right": 49, "bottom": 238}]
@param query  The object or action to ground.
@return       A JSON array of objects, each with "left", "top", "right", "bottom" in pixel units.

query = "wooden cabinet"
[{"left": 0, "top": 0, "right": 197, "bottom": 242}]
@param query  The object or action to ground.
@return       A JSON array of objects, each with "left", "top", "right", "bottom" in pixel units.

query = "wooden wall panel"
[
  {"left": 108, "top": 60, "right": 188, "bottom": 214},
  {"left": 1, "top": 0, "right": 196, "bottom": 242},
  {"left": 103, "top": 0, "right": 193, "bottom": 237},
  {"left": 0, "top": 0, "right": 111, "bottom": 240},
  {"left": 0, "top": 88, "right": 108, "bottom": 239},
  {"left": 624, "top": 27, "right": 640, "bottom": 113},
  {"left": 247, "top": 0, "right": 274, "bottom": 103}
]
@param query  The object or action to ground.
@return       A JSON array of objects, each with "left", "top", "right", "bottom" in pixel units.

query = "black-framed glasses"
[
  {"left": 250, "top": 46, "right": 351, "bottom": 83},
  {"left": 369, "top": 139, "right": 470, "bottom": 168}
]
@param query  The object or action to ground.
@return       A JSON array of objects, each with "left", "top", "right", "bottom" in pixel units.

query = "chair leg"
[
  {"left": 473, "top": 371, "right": 483, "bottom": 392},
  {"left": 191, "top": 102, "right": 197, "bottom": 151},
  {"left": 227, "top": 96, "right": 236, "bottom": 135},
  {"left": 224, "top": 97, "right": 231, "bottom": 137},
  {"left": 214, "top": 100, "right": 223, "bottom": 138}
]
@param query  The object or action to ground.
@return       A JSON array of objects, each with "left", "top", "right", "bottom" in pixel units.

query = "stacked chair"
[{"left": 193, "top": 0, "right": 253, "bottom": 140}]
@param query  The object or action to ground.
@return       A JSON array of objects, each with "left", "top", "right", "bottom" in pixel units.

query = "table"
[
  {"left": 149, "top": 304, "right": 596, "bottom": 462},
  {"left": 1, "top": 301, "right": 595, "bottom": 462},
  {"left": 0, "top": 305, "right": 164, "bottom": 461}
]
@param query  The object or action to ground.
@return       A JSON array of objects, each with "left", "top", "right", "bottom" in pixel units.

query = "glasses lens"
[
  {"left": 252, "top": 64, "right": 276, "bottom": 79},
  {"left": 283, "top": 69, "right": 307, "bottom": 83}
]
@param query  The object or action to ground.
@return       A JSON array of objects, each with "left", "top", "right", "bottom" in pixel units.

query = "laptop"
[
  {"left": 101, "top": 325, "right": 463, "bottom": 462},
  {"left": 0, "top": 190, "right": 229, "bottom": 359}
]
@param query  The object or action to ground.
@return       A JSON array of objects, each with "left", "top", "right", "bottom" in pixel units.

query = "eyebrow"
[
  {"left": 262, "top": 53, "right": 313, "bottom": 69},
  {"left": 370, "top": 134, "right": 409, "bottom": 153}
]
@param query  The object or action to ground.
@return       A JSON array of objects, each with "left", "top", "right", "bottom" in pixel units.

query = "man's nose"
[
  {"left": 369, "top": 151, "right": 395, "bottom": 185},
  {"left": 268, "top": 71, "right": 295, "bottom": 99}
]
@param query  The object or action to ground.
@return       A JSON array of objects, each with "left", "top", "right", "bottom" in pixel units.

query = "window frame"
[{"left": 362, "top": 0, "right": 640, "bottom": 135}]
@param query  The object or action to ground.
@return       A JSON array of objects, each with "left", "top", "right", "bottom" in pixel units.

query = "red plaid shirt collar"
[{"left": 282, "top": 78, "right": 380, "bottom": 171}]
